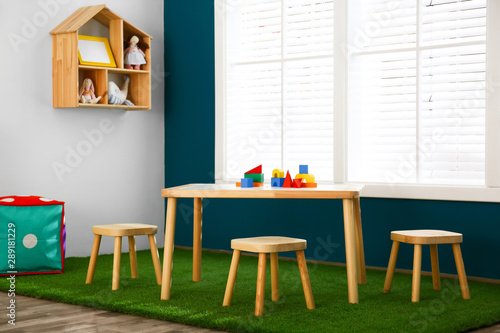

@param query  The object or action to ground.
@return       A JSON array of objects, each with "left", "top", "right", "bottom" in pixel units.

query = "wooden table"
[{"left": 160, "top": 183, "right": 366, "bottom": 304}]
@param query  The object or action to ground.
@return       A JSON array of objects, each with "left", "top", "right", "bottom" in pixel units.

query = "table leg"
[
  {"left": 353, "top": 197, "right": 367, "bottom": 285},
  {"left": 343, "top": 198, "right": 359, "bottom": 304},
  {"left": 161, "top": 197, "right": 177, "bottom": 300},
  {"left": 193, "top": 197, "right": 202, "bottom": 282}
]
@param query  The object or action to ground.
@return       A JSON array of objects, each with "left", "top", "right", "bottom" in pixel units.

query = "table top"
[{"left": 161, "top": 183, "right": 364, "bottom": 199}]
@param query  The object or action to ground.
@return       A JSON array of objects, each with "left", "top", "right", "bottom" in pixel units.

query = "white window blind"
[
  {"left": 219, "top": 0, "right": 491, "bottom": 190},
  {"left": 348, "top": 0, "right": 486, "bottom": 185},
  {"left": 224, "top": 0, "right": 334, "bottom": 180}
]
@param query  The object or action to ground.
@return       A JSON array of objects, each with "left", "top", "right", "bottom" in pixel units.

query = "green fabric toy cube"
[{"left": 0, "top": 196, "right": 65, "bottom": 275}]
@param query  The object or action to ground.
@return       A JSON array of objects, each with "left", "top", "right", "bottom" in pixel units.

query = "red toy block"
[
  {"left": 283, "top": 170, "right": 293, "bottom": 188},
  {"left": 245, "top": 165, "right": 262, "bottom": 174},
  {"left": 293, "top": 178, "right": 303, "bottom": 188}
]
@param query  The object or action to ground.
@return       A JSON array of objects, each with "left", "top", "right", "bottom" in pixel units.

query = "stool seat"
[
  {"left": 93, "top": 223, "right": 158, "bottom": 237},
  {"left": 391, "top": 230, "right": 462, "bottom": 244},
  {"left": 232, "top": 236, "right": 306, "bottom": 253},
  {"left": 86, "top": 223, "right": 162, "bottom": 290},
  {"left": 224, "top": 236, "right": 314, "bottom": 316},
  {"left": 384, "top": 229, "right": 470, "bottom": 302}
]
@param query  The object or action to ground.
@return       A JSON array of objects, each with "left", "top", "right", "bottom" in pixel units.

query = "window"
[
  {"left": 219, "top": 0, "right": 334, "bottom": 181},
  {"left": 215, "top": 0, "right": 500, "bottom": 201},
  {"left": 348, "top": 0, "right": 486, "bottom": 186}
]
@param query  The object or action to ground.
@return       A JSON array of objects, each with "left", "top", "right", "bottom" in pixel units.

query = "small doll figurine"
[
  {"left": 79, "top": 78, "right": 102, "bottom": 104},
  {"left": 124, "top": 35, "right": 146, "bottom": 70}
]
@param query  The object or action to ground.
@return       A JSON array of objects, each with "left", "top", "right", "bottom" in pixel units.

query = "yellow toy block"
[
  {"left": 272, "top": 169, "right": 285, "bottom": 178},
  {"left": 295, "top": 173, "right": 315, "bottom": 183}
]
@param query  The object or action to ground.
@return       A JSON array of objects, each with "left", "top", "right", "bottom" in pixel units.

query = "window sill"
[{"left": 214, "top": 179, "right": 500, "bottom": 203}]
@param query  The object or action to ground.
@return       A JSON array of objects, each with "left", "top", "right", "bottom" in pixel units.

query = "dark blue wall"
[{"left": 164, "top": 0, "right": 500, "bottom": 280}]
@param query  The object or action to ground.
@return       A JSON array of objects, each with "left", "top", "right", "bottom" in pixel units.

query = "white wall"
[{"left": 0, "top": 0, "right": 165, "bottom": 256}]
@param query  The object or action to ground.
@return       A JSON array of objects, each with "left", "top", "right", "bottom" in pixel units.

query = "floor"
[
  {"left": 1, "top": 292, "right": 498, "bottom": 333},
  {"left": 0, "top": 292, "right": 222, "bottom": 333}
]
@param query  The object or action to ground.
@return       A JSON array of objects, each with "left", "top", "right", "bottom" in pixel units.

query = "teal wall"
[{"left": 164, "top": 0, "right": 500, "bottom": 280}]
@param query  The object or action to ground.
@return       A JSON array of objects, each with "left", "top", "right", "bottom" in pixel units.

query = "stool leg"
[
  {"left": 270, "top": 252, "right": 279, "bottom": 302},
  {"left": 452, "top": 243, "right": 470, "bottom": 299},
  {"left": 148, "top": 234, "right": 162, "bottom": 285},
  {"left": 430, "top": 244, "right": 441, "bottom": 290},
  {"left": 128, "top": 236, "right": 138, "bottom": 279},
  {"left": 412, "top": 244, "right": 422, "bottom": 302},
  {"left": 223, "top": 249, "right": 241, "bottom": 307},
  {"left": 383, "top": 241, "right": 400, "bottom": 293},
  {"left": 86, "top": 235, "right": 102, "bottom": 284},
  {"left": 255, "top": 253, "right": 267, "bottom": 316},
  {"left": 112, "top": 236, "right": 122, "bottom": 291},
  {"left": 296, "top": 250, "right": 315, "bottom": 310}
]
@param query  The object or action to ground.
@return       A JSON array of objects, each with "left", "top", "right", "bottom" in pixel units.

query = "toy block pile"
[
  {"left": 236, "top": 165, "right": 265, "bottom": 188},
  {"left": 272, "top": 164, "right": 317, "bottom": 188},
  {"left": 236, "top": 164, "right": 317, "bottom": 188}
]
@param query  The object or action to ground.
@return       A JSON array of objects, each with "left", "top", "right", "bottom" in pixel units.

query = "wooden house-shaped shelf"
[{"left": 50, "top": 5, "right": 152, "bottom": 110}]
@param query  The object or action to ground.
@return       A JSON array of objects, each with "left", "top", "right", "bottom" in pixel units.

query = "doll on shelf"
[
  {"left": 124, "top": 35, "right": 146, "bottom": 70},
  {"left": 79, "top": 78, "right": 102, "bottom": 104}
]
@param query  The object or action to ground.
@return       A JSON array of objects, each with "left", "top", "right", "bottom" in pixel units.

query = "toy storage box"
[{"left": 0, "top": 196, "right": 65, "bottom": 275}]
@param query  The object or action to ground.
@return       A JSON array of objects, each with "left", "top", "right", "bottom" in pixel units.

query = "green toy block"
[{"left": 244, "top": 173, "right": 264, "bottom": 183}]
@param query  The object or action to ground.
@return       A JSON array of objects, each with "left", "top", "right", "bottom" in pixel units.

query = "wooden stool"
[
  {"left": 383, "top": 230, "right": 470, "bottom": 302},
  {"left": 223, "top": 236, "right": 315, "bottom": 316},
  {"left": 85, "top": 223, "right": 162, "bottom": 290}
]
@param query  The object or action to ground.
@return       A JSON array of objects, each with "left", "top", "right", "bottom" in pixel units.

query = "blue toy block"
[
  {"left": 241, "top": 178, "right": 253, "bottom": 188},
  {"left": 271, "top": 177, "right": 285, "bottom": 187},
  {"left": 299, "top": 165, "right": 308, "bottom": 174}
]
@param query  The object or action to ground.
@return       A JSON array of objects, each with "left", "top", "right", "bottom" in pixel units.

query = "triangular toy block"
[
  {"left": 283, "top": 171, "right": 293, "bottom": 188},
  {"left": 245, "top": 165, "right": 262, "bottom": 174},
  {"left": 244, "top": 173, "right": 264, "bottom": 183},
  {"left": 293, "top": 178, "right": 303, "bottom": 188}
]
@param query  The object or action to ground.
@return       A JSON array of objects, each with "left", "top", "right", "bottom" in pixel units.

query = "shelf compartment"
[{"left": 78, "top": 68, "right": 108, "bottom": 105}]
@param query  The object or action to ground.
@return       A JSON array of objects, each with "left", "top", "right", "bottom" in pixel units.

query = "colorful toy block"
[
  {"left": 295, "top": 173, "right": 315, "bottom": 183},
  {"left": 283, "top": 171, "right": 293, "bottom": 188},
  {"left": 302, "top": 182, "right": 317, "bottom": 188},
  {"left": 236, "top": 181, "right": 264, "bottom": 187},
  {"left": 299, "top": 165, "right": 308, "bottom": 174},
  {"left": 241, "top": 178, "right": 253, "bottom": 188},
  {"left": 244, "top": 173, "right": 264, "bottom": 183},
  {"left": 271, "top": 177, "right": 285, "bottom": 187},
  {"left": 245, "top": 165, "right": 262, "bottom": 174},
  {"left": 293, "top": 178, "right": 304, "bottom": 188},
  {"left": 272, "top": 169, "right": 285, "bottom": 178}
]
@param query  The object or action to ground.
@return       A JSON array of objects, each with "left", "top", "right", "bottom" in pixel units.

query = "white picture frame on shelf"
[{"left": 77, "top": 35, "right": 116, "bottom": 68}]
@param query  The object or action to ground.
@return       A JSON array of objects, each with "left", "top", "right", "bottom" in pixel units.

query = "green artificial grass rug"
[{"left": 1, "top": 248, "right": 499, "bottom": 333}]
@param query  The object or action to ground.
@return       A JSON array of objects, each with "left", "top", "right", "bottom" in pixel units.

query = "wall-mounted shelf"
[{"left": 50, "top": 5, "right": 152, "bottom": 111}]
